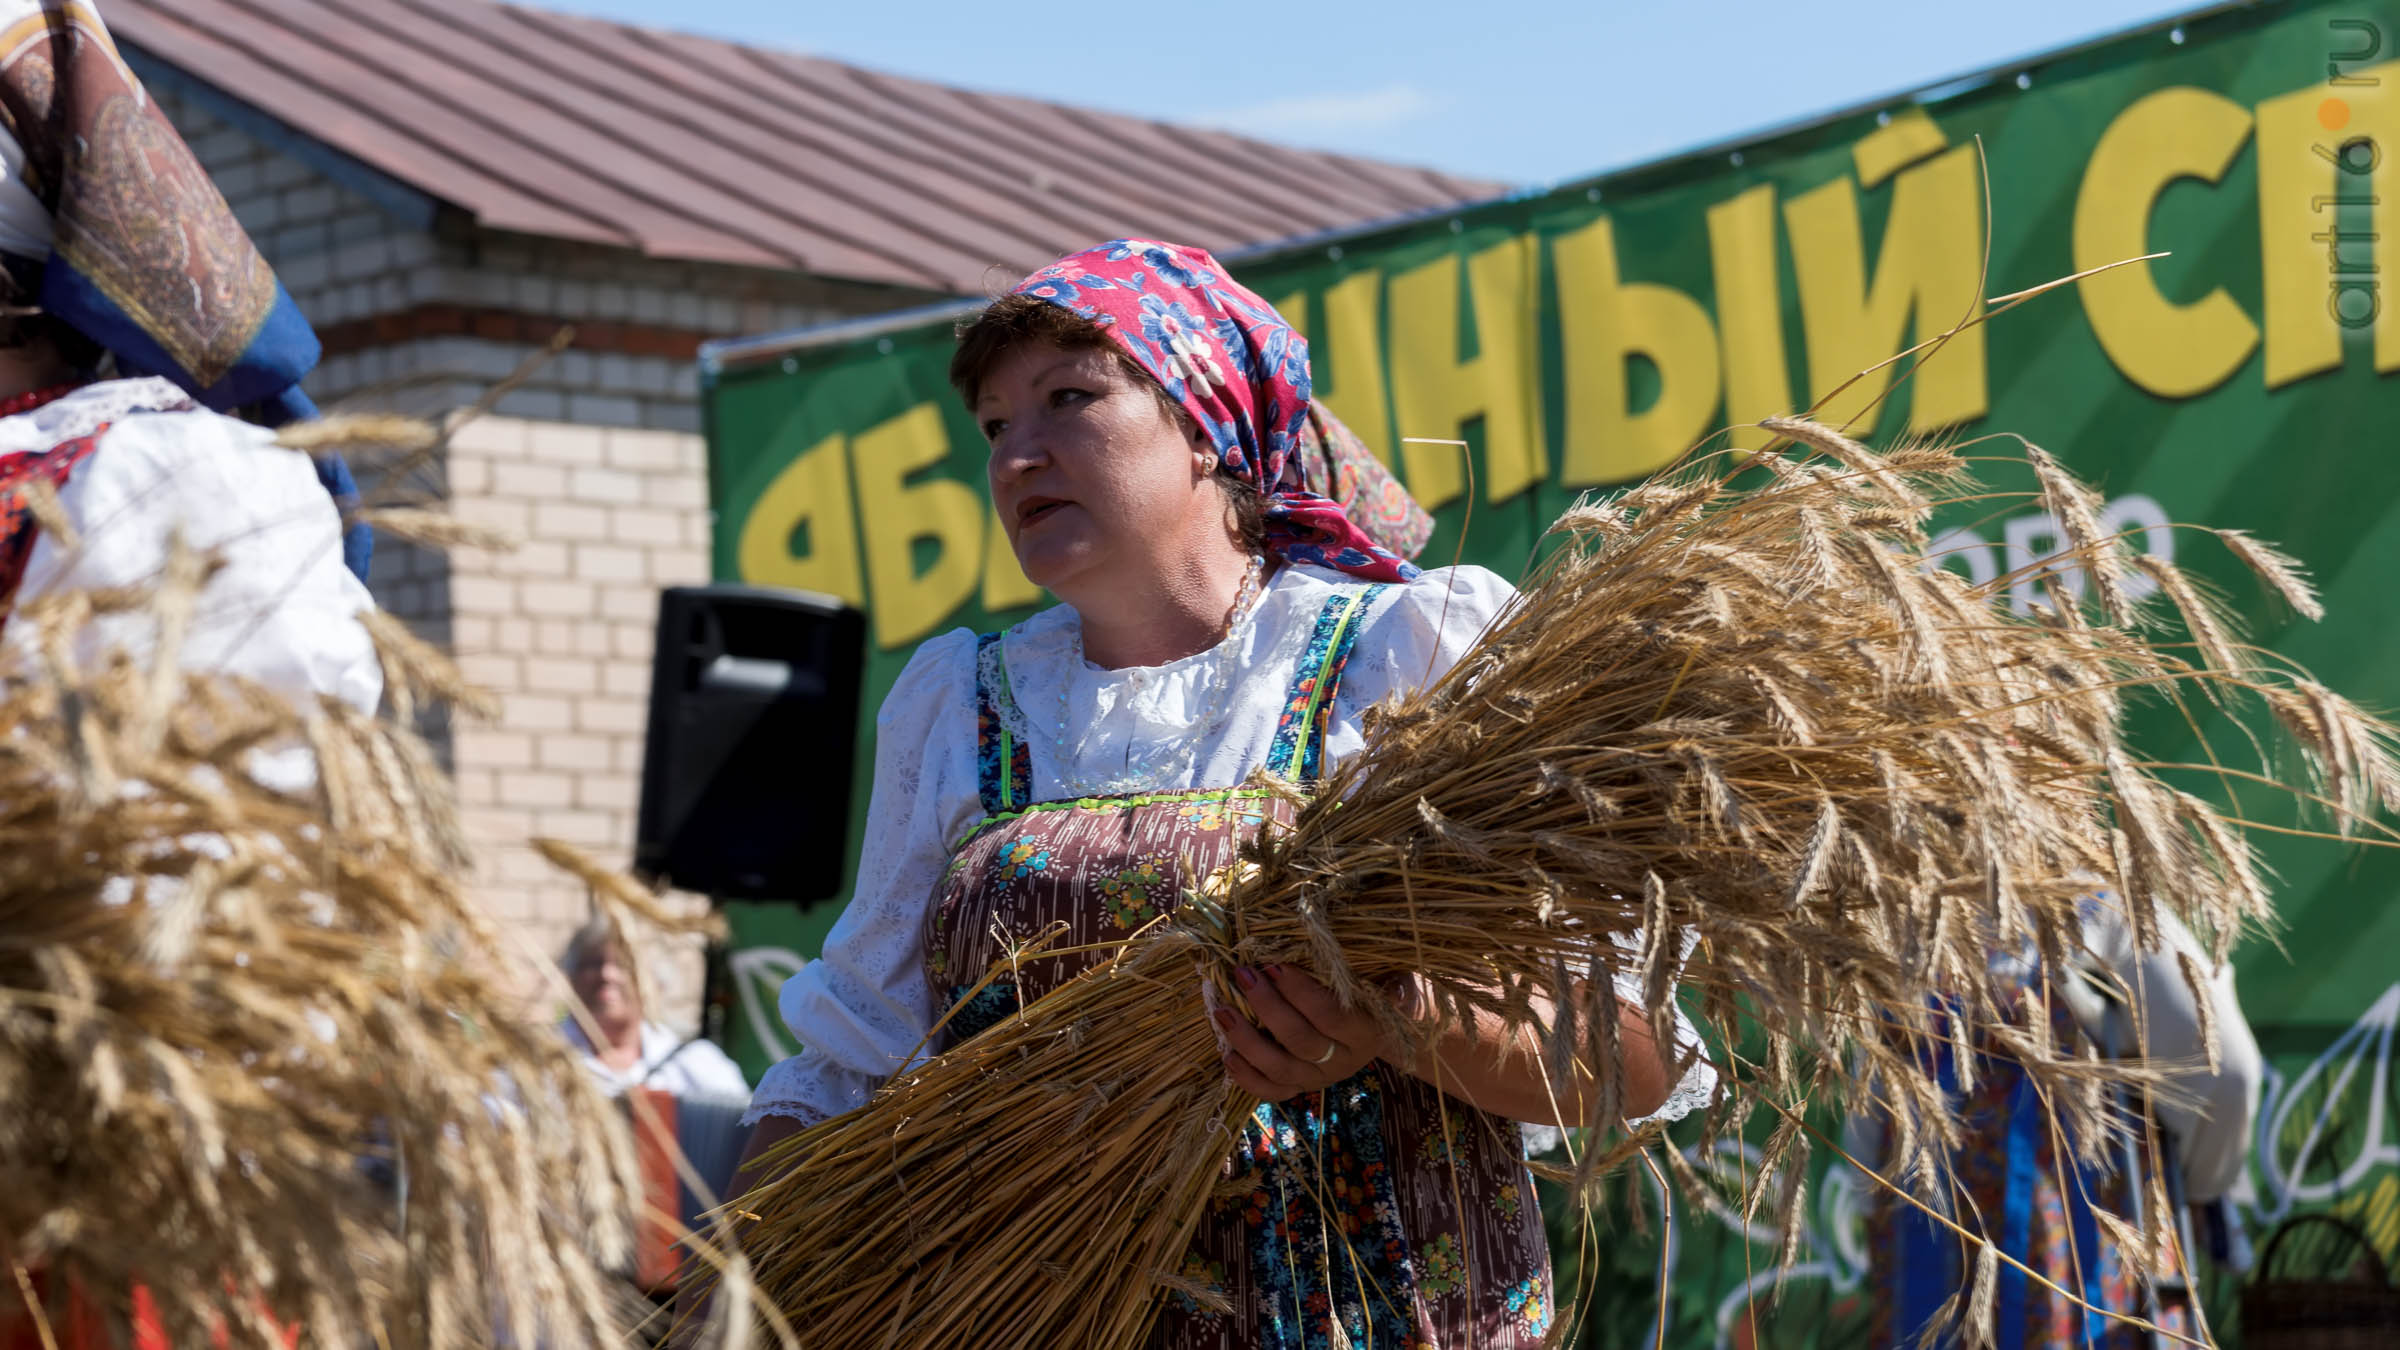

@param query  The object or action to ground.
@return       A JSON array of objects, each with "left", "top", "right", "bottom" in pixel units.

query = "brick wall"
[
  {"left": 145, "top": 75, "right": 930, "bottom": 1028},
  {"left": 442, "top": 414, "right": 712, "bottom": 954}
]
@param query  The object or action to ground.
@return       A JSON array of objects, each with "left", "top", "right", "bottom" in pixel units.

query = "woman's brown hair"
[{"left": 951, "top": 294, "right": 1265, "bottom": 554}]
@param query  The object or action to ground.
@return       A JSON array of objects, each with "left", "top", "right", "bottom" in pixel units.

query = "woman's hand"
[{"left": 1213, "top": 964, "right": 1391, "bottom": 1101}]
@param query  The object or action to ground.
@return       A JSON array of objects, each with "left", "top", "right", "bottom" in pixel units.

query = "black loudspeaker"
[{"left": 634, "top": 585, "right": 866, "bottom": 903}]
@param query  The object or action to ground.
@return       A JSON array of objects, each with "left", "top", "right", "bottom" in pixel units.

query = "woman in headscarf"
[
  {"left": 736, "top": 239, "right": 1716, "bottom": 1347},
  {"left": 0, "top": 0, "right": 375, "bottom": 712}
]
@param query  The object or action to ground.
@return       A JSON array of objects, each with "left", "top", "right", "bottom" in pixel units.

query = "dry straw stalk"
[
  {"left": 722, "top": 419, "right": 2395, "bottom": 1348},
  {"left": 0, "top": 411, "right": 660, "bottom": 1348}
]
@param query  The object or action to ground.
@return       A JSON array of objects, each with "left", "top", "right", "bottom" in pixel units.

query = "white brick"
[
  {"left": 449, "top": 456, "right": 493, "bottom": 495},
  {"left": 608, "top": 621, "right": 653, "bottom": 661},
  {"left": 668, "top": 292, "right": 707, "bottom": 329},
  {"left": 454, "top": 728, "right": 534, "bottom": 771},
  {"left": 702, "top": 297, "right": 741, "bottom": 332},
  {"left": 575, "top": 695, "right": 646, "bottom": 735},
  {"left": 647, "top": 546, "right": 708, "bottom": 585},
  {"left": 569, "top": 466, "right": 641, "bottom": 505},
  {"left": 533, "top": 808, "right": 617, "bottom": 846},
  {"left": 575, "top": 774, "right": 640, "bottom": 813},
  {"left": 455, "top": 653, "right": 520, "bottom": 688},
  {"left": 534, "top": 619, "right": 579, "bottom": 655},
  {"left": 532, "top": 500, "right": 611, "bottom": 541},
  {"left": 501, "top": 693, "right": 574, "bottom": 733},
  {"left": 498, "top": 771, "right": 575, "bottom": 809},
  {"left": 599, "top": 585, "right": 660, "bottom": 623},
  {"left": 602, "top": 664, "right": 650, "bottom": 700},
  {"left": 521, "top": 580, "right": 597, "bottom": 618},
  {"left": 555, "top": 280, "right": 593, "bottom": 318},
  {"left": 464, "top": 805, "right": 536, "bottom": 847},
  {"left": 573, "top": 623, "right": 615, "bottom": 659},
  {"left": 445, "top": 411, "right": 530, "bottom": 456},
  {"left": 574, "top": 543, "right": 645, "bottom": 584},
  {"left": 494, "top": 539, "right": 569, "bottom": 579},
  {"left": 490, "top": 461, "right": 567, "bottom": 501},
  {"left": 636, "top": 467, "right": 704, "bottom": 506},
  {"left": 525, "top": 421, "right": 606, "bottom": 466},
  {"left": 591, "top": 283, "right": 630, "bottom": 318},
  {"left": 453, "top": 769, "right": 499, "bottom": 807},
  {"left": 537, "top": 732, "right": 612, "bottom": 771},
  {"left": 609, "top": 504, "right": 682, "bottom": 546},
  {"left": 451, "top": 575, "right": 515, "bottom": 616},
  {"left": 453, "top": 615, "right": 496, "bottom": 652}
]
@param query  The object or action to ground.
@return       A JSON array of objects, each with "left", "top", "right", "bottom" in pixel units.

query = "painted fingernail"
[
  {"left": 1266, "top": 963, "right": 1287, "bottom": 979},
  {"left": 1235, "top": 966, "right": 1258, "bottom": 989},
  {"left": 1214, "top": 1009, "right": 1237, "bottom": 1029}
]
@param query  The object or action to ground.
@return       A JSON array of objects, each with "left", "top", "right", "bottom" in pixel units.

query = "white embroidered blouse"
[{"left": 745, "top": 563, "right": 1717, "bottom": 1130}]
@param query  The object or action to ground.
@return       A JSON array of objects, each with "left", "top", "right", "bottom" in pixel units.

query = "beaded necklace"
[
  {"left": 0, "top": 384, "right": 83, "bottom": 418},
  {"left": 1037, "top": 554, "right": 1268, "bottom": 798}
]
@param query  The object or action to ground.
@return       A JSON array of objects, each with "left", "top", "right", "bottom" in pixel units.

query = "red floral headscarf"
[{"left": 1009, "top": 239, "right": 1428, "bottom": 583}]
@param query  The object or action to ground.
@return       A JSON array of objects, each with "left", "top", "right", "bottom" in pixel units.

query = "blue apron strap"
[
  {"left": 1998, "top": 1069, "right": 2041, "bottom": 1350},
  {"left": 971, "top": 631, "right": 1032, "bottom": 815},
  {"left": 1266, "top": 583, "right": 1385, "bottom": 785}
]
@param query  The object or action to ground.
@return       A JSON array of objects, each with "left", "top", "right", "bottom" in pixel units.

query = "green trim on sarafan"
[{"left": 951, "top": 784, "right": 1283, "bottom": 851}]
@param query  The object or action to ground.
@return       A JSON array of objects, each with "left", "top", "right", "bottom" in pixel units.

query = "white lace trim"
[
  {"left": 0, "top": 377, "right": 192, "bottom": 456},
  {"left": 986, "top": 567, "right": 1339, "bottom": 797}
]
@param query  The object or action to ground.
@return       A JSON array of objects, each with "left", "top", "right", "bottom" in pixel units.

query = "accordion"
[{"left": 623, "top": 1087, "right": 753, "bottom": 1292}]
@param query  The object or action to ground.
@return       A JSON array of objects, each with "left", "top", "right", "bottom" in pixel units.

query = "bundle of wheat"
[
  {"left": 0, "top": 410, "right": 669, "bottom": 1349},
  {"left": 718, "top": 418, "right": 2395, "bottom": 1348}
]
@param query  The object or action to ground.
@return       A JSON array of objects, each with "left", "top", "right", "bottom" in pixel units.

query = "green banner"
[{"left": 705, "top": 3, "right": 2400, "bottom": 1339}]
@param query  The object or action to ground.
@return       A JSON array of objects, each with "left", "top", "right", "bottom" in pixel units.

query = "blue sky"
[{"left": 526, "top": 0, "right": 2198, "bottom": 185}]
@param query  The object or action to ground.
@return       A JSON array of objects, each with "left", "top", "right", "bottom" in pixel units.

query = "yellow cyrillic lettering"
[
  {"left": 1386, "top": 237, "right": 1547, "bottom": 508},
  {"left": 1317, "top": 270, "right": 1396, "bottom": 466},
  {"left": 851, "top": 403, "right": 984, "bottom": 649},
  {"left": 1853, "top": 109, "right": 1950, "bottom": 188},
  {"left": 1707, "top": 184, "right": 1795, "bottom": 451},
  {"left": 2257, "top": 61, "right": 2400, "bottom": 388},
  {"left": 2074, "top": 87, "right": 2257, "bottom": 398},
  {"left": 1555, "top": 213, "right": 1722, "bottom": 486},
  {"left": 735, "top": 431, "right": 864, "bottom": 606},
  {"left": 1786, "top": 143, "right": 1988, "bottom": 435}
]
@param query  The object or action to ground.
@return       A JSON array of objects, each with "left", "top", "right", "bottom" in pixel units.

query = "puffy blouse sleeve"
[
  {"left": 1332, "top": 564, "right": 1721, "bottom": 1130},
  {"left": 1327, "top": 564, "right": 1516, "bottom": 730},
  {"left": 743, "top": 629, "right": 982, "bottom": 1127}
]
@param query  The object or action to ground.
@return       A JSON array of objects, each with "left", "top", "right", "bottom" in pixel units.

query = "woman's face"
[
  {"left": 977, "top": 341, "right": 1218, "bottom": 596},
  {"left": 571, "top": 940, "right": 638, "bottom": 1034}
]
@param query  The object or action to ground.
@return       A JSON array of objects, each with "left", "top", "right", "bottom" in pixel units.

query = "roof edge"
[{"left": 704, "top": 0, "right": 2270, "bottom": 371}]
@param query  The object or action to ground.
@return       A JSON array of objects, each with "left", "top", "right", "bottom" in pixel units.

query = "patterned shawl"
[
  {"left": 1010, "top": 239, "right": 1429, "bottom": 583},
  {"left": 0, "top": 1, "right": 366, "bottom": 578}
]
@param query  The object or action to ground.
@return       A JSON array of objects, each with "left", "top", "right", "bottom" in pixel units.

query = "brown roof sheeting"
[{"left": 111, "top": 0, "right": 1503, "bottom": 294}]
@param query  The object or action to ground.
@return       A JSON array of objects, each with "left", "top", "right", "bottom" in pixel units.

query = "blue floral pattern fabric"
[
  {"left": 930, "top": 588, "right": 1550, "bottom": 1348},
  {"left": 1265, "top": 584, "right": 1385, "bottom": 785},
  {"left": 973, "top": 631, "right": 1034, "bottom": 812}
]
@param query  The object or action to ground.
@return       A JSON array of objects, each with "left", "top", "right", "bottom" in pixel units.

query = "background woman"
[{"left": 737, "top": 239, "right": 1714, "bottom": 1346}]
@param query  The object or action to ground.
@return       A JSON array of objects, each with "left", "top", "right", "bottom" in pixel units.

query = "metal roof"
[{"left": 111, "top": 0, "right": 1502, "bottom": 295}]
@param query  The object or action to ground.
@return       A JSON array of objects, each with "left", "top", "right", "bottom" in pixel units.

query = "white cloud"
[{"left": 1198, "top": 84, "right": 1443, "bottom": 140}]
